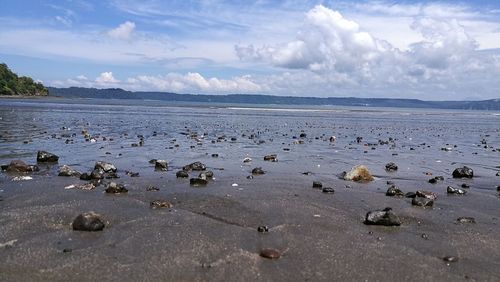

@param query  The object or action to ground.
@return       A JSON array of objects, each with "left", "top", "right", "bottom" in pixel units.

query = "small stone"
[
  {"left": 421, "top": 233, "right": 428, "bottom": 239},
  {"left": 257, "top": 226, "right": 269, "bottom": 233},
  {"left": 243, "top": 157, "right": 252, "bottom": 163},
  {"left": 183, "top": 161, "right": 206, "bottom": 171},
  {"left": 146, "top": 185, "right": 159, "bottom": 191},
  {"left": 125, "top": 171, "right": 140, "bottom": 177},
  {"left": 252, "top": 167, "right": 265, "bottom": 175},
  {"left": 37, "top": 151, "right": 59, "bottom": 162},
  {"left": 416, "top": 190, "right": 438, "bottom": 200},
  {"left": 58, "top": 165, "right": 81, "bottom": 177},
  {"left": 312, "top": 181, "right": 323, "bottom": 188},
  {"left": 456, "top": 217, "right": 475, "bottom": 223},
  {"left": 412, "top": 197, "right": 434, "bottom": 207},
  {"left": 385, "top": 162, "right": 398, "bottom": 172},
  {"left": 150, "top": 200, "right": 173, "bottom": 209},
  {"left": 176, "top": 170, "right": 189, "bottom": 178},
  {"left": 343, "top": 165, "right": 374, "bottom": 182},
  {"left": 364, "top": 207, "right": 401, "bottom": 226},
  {"left": 211, "top": 154, "right": 219, "bottom": 158},
  {"left": 452, "top": 166, "right": 474, "bottom": 178},
  {"left": 447, "top": 186, "right": 467, "bottom": 195},
  {"left": 199, "top": 170, "right": 214, "bottom": 179},
  {"left": 322, "top": 187, "right": 335, "bottom": 194},
  {"left": 190, "top": 178, "right": 208, "bottom": 186},
  {"left": 428, "top": 178, "right": 438, "bottom": 184},
  {"left": 105, "top": 182, "right": 128, "bottom": 194},
  {"left": 155, "top": 160, "right": 168, "bottom": 171},
  {"left": 62, "top": 248, "right": 72, "bottom": 253},
  {"left": 94, "top": 161, "right": 116, "bottom": 173},
  {"left": 72, "top": 212, "right": 105, "bottom": 231},
  {"left": 442, "top": 256, "right": 459, "bottom": 263},
  {"left": 90, "top": 168, "right": 104, "bottom": 180},
  {"left": 260, "top": 248, "right": 281, "bottom": 259},
  {"left": 80, "top": 173, "right": 92, "bottom": 180},
  {"left": 386, "top": 185, "right": 404, "bottom": 197},
  {"left": 263, "top": 154, "right": 278, "bottom": 162},
  {"left": 461, "top": 183, "right": 470, "bottom": 188},
  {"left": 299, "top": 133, "right": 307, "bottom": 138}
]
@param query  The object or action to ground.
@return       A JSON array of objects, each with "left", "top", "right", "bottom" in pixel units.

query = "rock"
[
  {"left": 65, "top": 183, "right": 95, "bottom": 190},
  {"left": 155, "top": 160, "right": 168, "bottom": 171},
  {"left": 72, "top": 212, "right": 105, "bottom": 231},
  {"left": 447, "top": 186, "right": 467, "bottom": 195},
  {"left": 5, "top": 160, "right": 38, "bottom": 173},
  {"left": 461, "top": 183, "right": 470, "bottom": 189},
  {"left": 312, "top": 181, "right": 323, "bottom": 188},
  {"left": 442, "top": 256, "right": 458, "bottom": 263},
  {"left": 385, "top": 162, "right": 398, "bottom": 172},
  {"left": 457, "top": 217, "right": 475, "bottom": 224},
  {"left": 343, "top": 165, "right": 374, "bottom": 182},
  {"left": 105, "top": 182, "right": 128, "bottom": 194},
  {"left": 386, "top": 185, "right": 404, "bottom": 197},
  {"left": 183, "top": 161, "right": 206, "bottom": 171},
  {"left": 125, "top": 171, "right": 140, "bottom": 177},
  {"left": 299, "top": 133, "right": 307, "bottom": 138},
  {"left": 428, "top": 178, "right": 438, "bottom": 184},
  {"left": 329, "top": 136, "right": 336, "bottom": 142},
  {"left": 58, "top": 165, "right": 81, "bottom": 177},
  {"left": 211, "top": 153, "right": 219, "bottom": 158},
  {"left": 412, "top": 197, "right": 434, "bottom": 207},
  {"left": 364, "top": 207, "right": 401, "bottom": 226},
  {"left": 146, "top": 185, "right": 159, "bottom": 191},
  {"left": 416, "top": 190, "right": 438, "bottom": 200},
  {"left": 148, "top": 159, "right": 157, "bottom": 164},
  {"left": 150, "top": 200, "right": 173, "bottom": 209},
  {"left": 252, "top": 167, "right": 265, "bottom": 175},
  {"left": 322, "top": 187, "right": 335, "bottom": 194},
  {"left": 260, "top": 248, "right": 281, "bottom": 259},
  {"left": 94, "top": 161, "right": 117, "bottom": 173},
  {"left": 263, "top": 154, "right": 278, "bottom": 162},
  {"left": 452, "top": 166, "right": 474, "bottom": 178},
  {"left": 90, "top": 168, "right": 104, "bottom": 180},
  {"left": 199, "top": 170, "right": 214, "bottom": 180},
  {"left": 190, "top": 178, "right": 208, "bottom": 186},
  {"left": 257, "top": 226, "right": 269, "bottom": 233},
  {"left": 37, "top": 151, "right": 59, "bottom": 162},
  {"left": 243, "top": 157, "right": 252, "bottom": 163},
  {"left": 80, "top": 173, "right": 92, "bottom": 180},
  {"left": 176, "top": 170, "right": 189, "bottom": 178},
  {"left": 405, "top": 192, "right": 416, "bottom": 198}
]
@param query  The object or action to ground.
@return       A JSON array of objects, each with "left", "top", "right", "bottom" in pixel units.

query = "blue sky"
[{"left": 1, "top": 0, "right": 500, "bottom": 100}]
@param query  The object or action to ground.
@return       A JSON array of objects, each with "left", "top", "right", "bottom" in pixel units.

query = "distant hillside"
[
  {"left": 0, "top": 63, "right": 48, "bottom": 96},
  {"left": 47, "top": 87, "right": 500, "bottom": 110}
]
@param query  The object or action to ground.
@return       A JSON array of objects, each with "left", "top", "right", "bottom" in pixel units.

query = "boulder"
[
  {"left": 385, "top": 162, "right": 398, "bottom": 172},
  {"left": 72, "top": 212, "right": 105, "bottom": 231},
  {"left": 5, "top": 160, "right": 38, "bottom": 173},
  {"left": 94, "top": 161, "right": 117, "bottom": 173},
  {"left": 155, "top": 160, "right": 168, "bottom": 171},
  {"left": 386, "top": 185, "right": 404, "bottom": 197},
  {"left": 176, "top": 170, "right": 189, "bottom": 178},
  {"left": 37, "top": 151, "right": 59, "bottom": 162},
  {"left": 452, "top": 166, "right": 473, "bottom": 178},
  {"left": 343, "top": 165, "right": 374, "bottom": 182},
  {"left": 105, "top": 182, "right": 128, "bottom": 194},
  {"left": 252, "top": 167, "right": 265, "bottom": 175},
  {"left": 183, "top": 161, "right": 206, "bottom": 171},
  {"left": 58, "top": 165, "right": 81, "bottom": 177},
  {"left": 364, "top": 207, "right": 401, "bottom": 226}
]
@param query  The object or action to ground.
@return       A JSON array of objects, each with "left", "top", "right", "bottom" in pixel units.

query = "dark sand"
[{"left": 0, "top": 99, "right": 499, "bottom": 281}]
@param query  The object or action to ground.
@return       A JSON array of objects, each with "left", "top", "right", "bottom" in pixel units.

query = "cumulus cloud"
[
  {"left": 95, "top": 72, "right": 119, "bottom": 84},
  {"left": 108, "top": 21, "right": 135, "bottom": 40}
]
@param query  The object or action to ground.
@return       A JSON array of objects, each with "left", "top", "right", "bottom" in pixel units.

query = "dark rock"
[
  {"left": 125, "top": 171, "right": 140, "bottom": 177},
  {"left": 146, "top": 185, "right": 159, "bottom": 191},
  {"left": 257, "top": 226, "right": 269, "bottom": 233},
  {"left": 190, "top": 178, "right": 208, "bottom": 186},
  {"left": 457, "top": 217, "right": 475, "bottom": 224},
  {"left": 461, "top": 183, "right": 470, "bottom": 188},
  {"left": 322, "top": 187, "right": 335, "bottom": 194},
  {"left": 148, "top": 159, "right": 157, "bottom": 164},
  {"left": 37, "top": 151, "right": 59, "bottom": 162},
  {"left": 412, "top": 197, "right": 434, "bottom": 207},
  {"left": 155, "top": 160, "right": 168, "bottom": 171},
  {"left": 260, "top": 248, "right": 281, "bottom": 259},
  {"left": 416, "top": 190, "right": 438, "bottom": 200},
  {"left": 405, "top": 192, "right": 417, "bottom": 198},
  {"left": 211, "top": 153, "right": 219, "bottom": 158},
  {"left": 105, "top": 182, "right": 128, "bottom": 194},
  {"left": 90, "top": 168, "right": 104, "bottom": 180},
  {"left": 58, "top": 165, "right": 81, "bottom": 177},
  {"left": 312, "top": 181, "right": 323, "bottom": 188},
  {"left": 428, "top": 178, "right": 438, "bottom": 184},
  {"left": 5, "top": 160, "right": 38, "bottom": 173},
  {"left": 94, "top": 161, "right": 116, "bottom": 173},
  {"left": 150, "top": 200, "right": 173, "bottom": 209},
  {"left": 263, "top": 154, "right": 278, "bottom": 162},
  {"left": 364, "top": 207, "right": 401, "bottom": 226},
  {"left": 199, "top": 170, "right": 214, "bottom": 180},
  {"left": 80, "top": 173, "right": 92, "bottom": 180},
  {"left": 447, "top": 186, "right": 467, "bottom": 195},
  {"left": 385, "top": 162, "right": 398, "bottom": 172},
  {"left": 442, "top": 256, "right": 458, "bottom": 263},
  {"left": 183, "top": 161, "right": 206, "bottom": 171},
  {"left": 104, "top": 172, "right": 119, "bottom": 179},
  {"left": 176, "top": 170, "right": 189, "bottom": 178},
  {"left": 386, "top": 185, "right": 404, "bottom": 197},
  {"left": 72, "top": 212, "right": 105, "bottom": 231},
  {"left": 299, "top": 133, "right": 307, "bottom": 138},
  {"left": 252, "top": 167, "right": 265, "bottom": 175},
  {"left": 452, "top": 166, "right": 474, "bottom": 178}
]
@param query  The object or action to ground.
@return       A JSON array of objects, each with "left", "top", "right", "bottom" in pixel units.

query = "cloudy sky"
[{"left": 1, "top": 0, "right": 500, "bottom": 100}]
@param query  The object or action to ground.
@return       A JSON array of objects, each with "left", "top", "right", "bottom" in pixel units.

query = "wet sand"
[{"left": 0, "top": 99, "right": 499, "bottom": 281}]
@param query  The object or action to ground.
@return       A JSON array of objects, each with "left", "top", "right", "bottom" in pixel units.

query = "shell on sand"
[{"left": 343, "top": 165, "right": 374, "bottom": 182}]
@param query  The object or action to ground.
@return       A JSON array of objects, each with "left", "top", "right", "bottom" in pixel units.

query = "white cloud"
[
  {"left": 108, "top": 21, "right": 135, "bottom": 40},
  {"left": 95, "top": 72, "right": 119, "bottom": 84}
]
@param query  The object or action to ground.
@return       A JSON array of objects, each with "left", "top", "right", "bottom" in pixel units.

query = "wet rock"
[
  {"left": 183, "top": 161, "right": 206, "bottom": 171},
  {"left": 243, "top": 157, "right": 252, "bottom": 163},
  {"left": 457, "top": 217, "right": 475, "bottom": 224},
  {"left": 155, "top": 160, "right": 168, "bottom": 171},
  {"left": 37, "top": 151, "right": 59, "bottom": 162},
  {"left": 461, "top": 183, "right": 470, "bottom": 189},
  {"left": 322, "top": 187, "right": 335, "bottom": 194},
  {"left": 299, "top": 133, "right": 307, "bottom": 138},
  {"left": 263, "top": 154, "right": 278, "bottom": 162},
  {"left": 58, "top": 165, "right": 81, "bottom": 177},
  {"left": 343, "top": 165, "right": 374, "bottom": 182},
  {"left": 442, "top": 256, "right": 458, "bottom": 263},
  {"left": 146, "top": 185, "right": 159, "bottom": 191},
  {"left": 257, "top": 225, "right": 269, "bottom": 233},
  {"left": 79, "top": 173, "right": 92, "bottom": 181},
  {"left": 5, "top": 160, "right": 38, "bottom": 173},
  {"left": 176, "top": 170, "right": 189, "bottom": 178},
  {"left": 447, "top": 186, "right": 467, "bottom": 195},
  {"left": 386, "top": 185, "right": 404, "bottom": 197},
  {"left": 199, "top": 170, "right": 214, "bottom": 180},
  {"left": 416, "top": 190, "right": 438, "bottom": 200},
  {"left": 148, "top": 159, "right": 157, "bottom": 164},
  {"left": 452, "top": 166, "right": 474, "bottom": 178},
  {"left": 125, "top": 171, "right": 140, "bottom": 177},
  {"left": 94, "top": 161, "right": 117, "bottom": 173},
  {"left": 104, "top": 171, "right": 119, "bottom": 179},
  {"left": 190, "top": 178, "right": 208, "bottom": 186},
  {"left": 252, "top": 167, "right": 265, "bottom": 175},
  {"left": 385, "top": 162, "right": 398, "bottom": 172},
  {"left": 211, "top": 153, "right": 219, "bottom": 158},
  {"left": 150, "top": 200, "right": 173, "bottom": 209},
  {"left": 412, "top": 197, "right": 434, "bottom": 207},
  {"left": 260, "top": 248, "right": 281, "bottom": 259},
  {"left": 105, "top": 182, "right": 128, "bottom": 194},
  {"left": 364, "top": 207, "right": 401, "bottom": 226},
  {"left": 428, "top": 178, "right": 438, "bottom": 184},
  {"left": 90, "top": 168, "right": 104, "bottom": 180},
  {"left": 312, "top": 181, "right": 323, "bottom": 188},
  {"left": 72, "top": 212, "right": 105, "bottom": 231},
  {"left": 329, "top": 136, "right": 336, "bottom": 142}
]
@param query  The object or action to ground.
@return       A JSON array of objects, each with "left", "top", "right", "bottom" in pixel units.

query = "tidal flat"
[{"left": 0, "top": 98, "right": 499, "bottom": 281}]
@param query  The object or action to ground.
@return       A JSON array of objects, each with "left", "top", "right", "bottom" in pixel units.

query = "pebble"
[
  {"left": 312, "top": 181, "right": 323, "bottom": 188},
  {"left": 322, "top": 187, "right": 335, "bottom": 194},
  {"left": 386, "top": 185, "right": 404, "bottom": 197},
  {"left": 190, "top": 178, "right": 208, "bottom": 186},
  {"left": 456, "top": 217, "right": 475, "bottom": 224},
  {"left": 58, "top": 165, "right": 81, "bottom": 177},
  {"left": 342, "top": 165, "right": 374, "bottom": 182},
  {"left": 72, "top": 212, "right": 105, "bottom": 231},
  {"left": 94, "top": 161, "right": 117, "bottom": 173},
  {"left": 105, "top": 182, "right": 128, "bottom": 194},
  {"left": 155, "top": 160, "right": 168, "bottom": 171},
  {"left": 183, "top": 161, "right": 206, "bottom": 171},
  {"left": 447, "top": 186, "right": 467, "bottom": 195},
  {"left": 412, "top": 197, "right": 434, "bottom": 207},
  {"left": 385, "top": 162, "right": 398, "bottom": 172},
  {"left": 150, "top": 200, "right": 173, "bottom": 209},
  {"left": 263, "top": 154, "right": 278, "bottom": 162},
  {"left": 176, "top": 170, "right": 189, "bottom": 178},
  {"left": 259, "top": 248, "right": 281, "bottom": 259},
  {"left": 442, "top": 256, "right": 459, "bottom": 263},
  {"left": 257, "top": 225, "right": 269, "bottom": 233},
  {"left": 252, "top": 167, "right": 265, "bottom": 175},
  {"left": 146, "top": 185, "right": 159, "bottom": 191},
  {"left": 416, "top": 190, "right": 438, "bottom": 200}
]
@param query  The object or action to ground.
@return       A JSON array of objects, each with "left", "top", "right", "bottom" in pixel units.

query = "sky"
[{"left": 1, "top": 0, "right": 500, "bottom": 100}]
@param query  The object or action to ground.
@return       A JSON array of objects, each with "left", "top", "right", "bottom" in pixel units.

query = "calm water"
[{"left": 0, "top": 98, "right": 499, "bottom": 191}]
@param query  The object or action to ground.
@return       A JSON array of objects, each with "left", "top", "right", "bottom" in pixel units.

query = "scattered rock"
[
  {"left": 199, "top": 170, "right": 214, "bottom": 180},
  {"left": 190, "top": 178, "right": 208, "bottom": 186},
  {"left": 385, "top": 162, "right": 398, "bottom": 172},
  {"left": 386, "top": 185, "right": 404, "bottom": 197},
  {"left": 252, "top": 167, "right": 265, "bottom": 175},
  {"left": 58, "top": 165, "right": 81, "bottom": 177},
  {"left": 150, "top": 200, "right": 173, "bottom": 209},
  {"left": 452, "top": 166, "right": 474, "bottom": 178},
  {"left": 155, "top": 160, "right": 168, "bottom": 171},
  {"left": 264, "top": 154, "right": 278, "bottom": 162},
  {"left": 257, "top": 226, "right": 269, "bottom": 233},
  {"left": 37, "top": 151, "right": 59, "bottom": 162},
  {"left": 457, "top": 217, "right": 475, "bottom": 224},
  {"left": 447, "top": 186, "right": 467, "bottom": 195},
  {"left": 105, "top": 182, "right": 128, "bottom": 194},
  {"left": 260, "top": 248, "right": 281, "bottom": 259},
  {"left": 416, "top": 190, "right": 438, "bottom": 200},
  {"left": 5, "top": 160, "right": 38, "bottom": 173},
  {"left": 176, "top": 170, "right": 189, "bottom": 178},
  {"left": 364, "top": 207, "right": 401, "bottom": 226},
  {"left": 322, "top": 187, "right": 335, "bottom": 194},
  {"left": 343, "top": 165, "right": 374, "bottom": 182},
  {"left": 183, "top": 161, "right": 206, "bottom": 171},
  {"left": 72, "top": 212, "right": 105, "bottom": 231},
  {"left": 94, "top": 161, "right": 117, "bottom": 173},
  {"left": 312, "top": 181, "right": 323, "bottom": 188},
  {"left": 90, "top": 168, "right": 104, "bottom": 180},
  {"left": 412, "top": 197, "right": 434, "bottom": 207}
]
